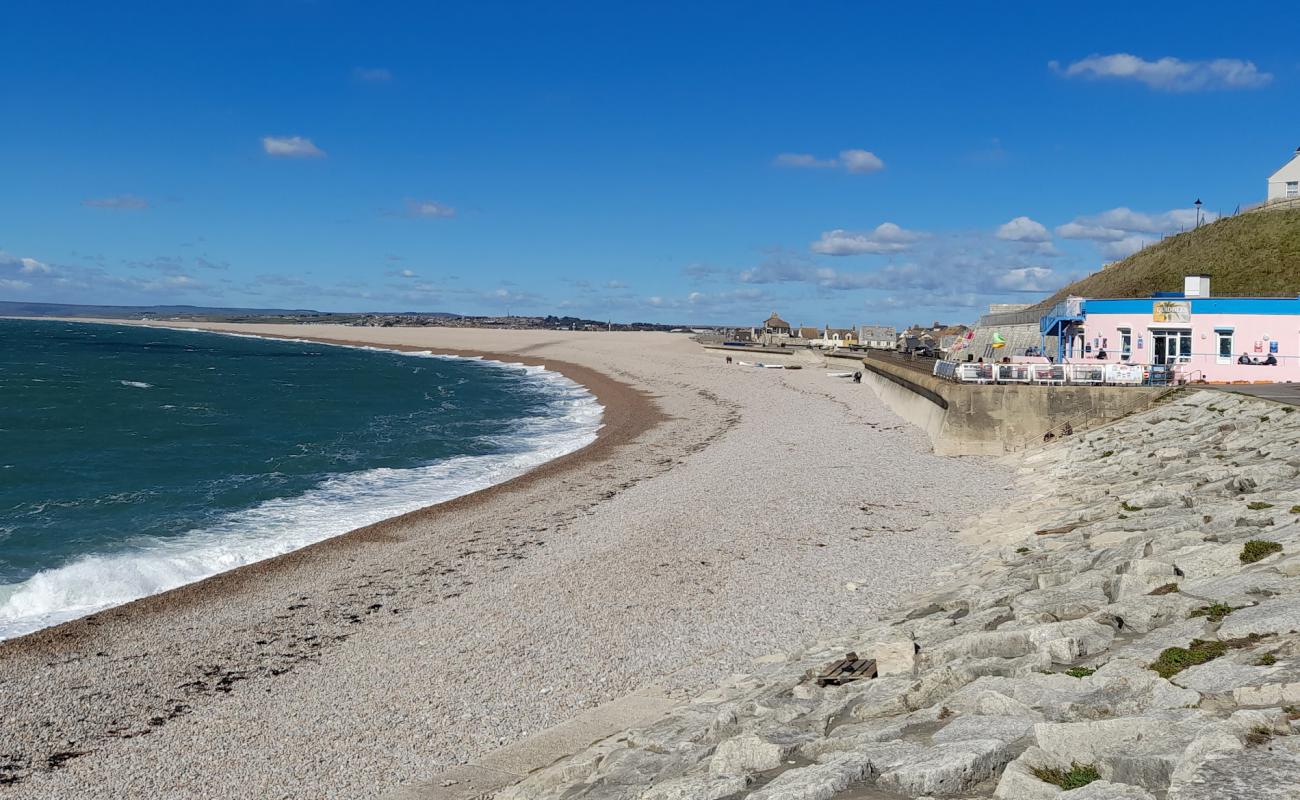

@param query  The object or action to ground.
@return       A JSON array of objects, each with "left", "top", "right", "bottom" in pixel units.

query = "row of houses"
[{"left": 749, "top": 312, "right": 970, "bottom": 353}]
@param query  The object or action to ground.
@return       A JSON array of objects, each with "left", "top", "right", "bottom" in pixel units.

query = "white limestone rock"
[
  {"left": 992, "top": 746, "right": 1063, "bottom": 800},
  {"left": 876, "top": 738, "right": 1013, "bottom": 796},
  {"left": 747, "top": 742, "right": 924, "bottom": 800},
  {"left": 1031, "top": 711, "right": 1211, "bottom": 791},
  {"left": 1166, "top": 723, "right": 1300, "bottom": 799},
  {"left": 1216, "top": 596, "right": 1300, "bottom": 639},
  {"left": 870, "top": 636, "right": 918, "bottom": 676},
  {"left": 709, "top": 728, "right": 815, "bottom": 776},
  {"left": 640, "top": 774, "right": 752, "bottom": 800},
  {"left": 1014, "top": 584, "right": 1111, "bottom": 622},
  {"left": 1094, "top": 593, "right": 1201, "bottom": 634},
  {"left": 932, "top": 714, "right": 1039, "bottom": 745},
  {"left": 1060, "top": 781, "right": 1156, "bottom": 799},
  {"left": 1179, "top": 571, "right": 1297, "bottom": 605}
]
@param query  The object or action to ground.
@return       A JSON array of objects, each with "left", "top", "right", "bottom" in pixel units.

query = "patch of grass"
[
  {"left": 1240, "top": 540, "right": 1283, "bottom": 564},
  {"left": 1150, "top": 639, "right": 1229, "bottom": 678},
  {"left": 1290, "top": 505, "right": 1300, "bottom": 515},
  {"left": 1031, "top": 762, "right": 1102, "bottom": 790},
  {"left": 1063, "top": 666, "right": 1096, "bottom": 678},
  {"left": 1190, "top": 603, "right": 1238, "bottom": 622},
  {"left": 1100, "top": 450, "right": 1114, "bottom": 458},
  {"left": 1121, "top": 501, "right": 1143, "bottom": 512},
  {"left": 1284, "top": 705, "right": 1300, "bottom": 721},
  {"left": 1247, "top": 501, "right": 1274, "bottom": 510},
  {"left": 1261, "top": 416, "right": 1271, "bottom": 423},
  {"left": 1256, "top": 653, "right": 1277, "bottom": 666},
  {"left": 1285, "top": 407, "right": 1295, "bottom": 414},
  {"left": 1149, "top": 583, "right": 1179, "bottom": 596},
  {"left": 1015, "top": 547, "right": 1030, "bottom": 554}
]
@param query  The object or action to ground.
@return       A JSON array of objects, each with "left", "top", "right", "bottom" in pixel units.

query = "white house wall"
[{"left": 1267, "top": 154, "right": 1300, "bottom": 200}]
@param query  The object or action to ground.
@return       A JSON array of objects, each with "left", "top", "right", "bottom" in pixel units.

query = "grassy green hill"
[{"left": 1035, "top": 208, "right": 1300, "bottom": 311}]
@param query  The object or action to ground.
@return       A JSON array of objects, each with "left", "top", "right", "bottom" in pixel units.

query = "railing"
[
  {"left": 1243, "top": 196, "right": 1300, "bottom": 214},
  {"left": 935, "top": 360, "right": 1151, "bottom": 386}
]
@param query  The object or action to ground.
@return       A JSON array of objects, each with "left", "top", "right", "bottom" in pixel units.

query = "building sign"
[{"left": 1153, "top": 301, "right": 1191, "bottom": 323}]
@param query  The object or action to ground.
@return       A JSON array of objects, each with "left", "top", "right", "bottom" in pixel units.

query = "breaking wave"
[{"left": 0, "top": 351, "right": 601, "bottom": 640}]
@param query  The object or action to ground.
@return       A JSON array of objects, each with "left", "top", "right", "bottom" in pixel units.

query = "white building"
[
  {"left": 1267, "top": 147, "right": 1300, "bottom": 202},
  {"left": 858, "top": 324, "right": 896, "bottom": 349}
]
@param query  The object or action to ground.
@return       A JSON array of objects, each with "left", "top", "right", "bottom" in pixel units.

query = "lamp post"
[{"left": 1194, "top": 198, "right": 1203, "bottom": 228}]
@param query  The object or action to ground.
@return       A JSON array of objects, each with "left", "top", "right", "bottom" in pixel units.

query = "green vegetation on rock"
[
  {"left": 1063, "top": 666, "right": 1096, "bottom": 678},
  {"left": 1256, "top": 653, "right": 1277, "bottom": 666},
  {"left": 1150, "top": 640, "right": 1229, "bottom": 678},
  {"left": 1031, "top": 762, "right": 1102, "bottom": 790},
  {"left": 1240, "top": 540, "right": 1283, "bottom": 564},
  {"left": 1190, "top": 602, "right": 1237, "bottom": 622},
  {"left": 1246, "top": 501, "right": 1274, "bottom": 510}
]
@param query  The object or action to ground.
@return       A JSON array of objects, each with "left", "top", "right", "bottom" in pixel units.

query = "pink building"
[{"left": 1063, "top": 276, "right": 1300, "bottom": 383}]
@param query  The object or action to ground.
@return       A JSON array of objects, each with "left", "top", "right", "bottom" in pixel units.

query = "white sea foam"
[
  {"left": 119, "top": 380, "right": 153, "bottom": 389},
  {"left": 0, "top": 344, "right": 603, "bottom": 640}
]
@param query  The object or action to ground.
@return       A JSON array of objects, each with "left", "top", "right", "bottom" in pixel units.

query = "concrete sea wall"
[{"left": 860, "top": 358, "right": 1166, "bottom": 455}]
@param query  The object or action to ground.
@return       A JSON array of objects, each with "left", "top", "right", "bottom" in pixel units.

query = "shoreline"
[{"left": 0, "top": 319, "right": 664, "bottom": 651}]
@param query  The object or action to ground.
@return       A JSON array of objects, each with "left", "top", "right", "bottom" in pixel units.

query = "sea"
[{"left": 0, "top": 319, "right": 602, "bottom": 640}]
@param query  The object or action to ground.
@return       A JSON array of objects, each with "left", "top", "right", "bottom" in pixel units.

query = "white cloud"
[
  {"left": 1050, "top": 53, "right": 1272, "bottom": 92},
  {"left": 405, "top": 199, "right": 456, "bottom": 218},
  {"left": 994, "top": 267, "right": 1059, "bottom": 292},
  {"left": 996, "top": 216, "right": 1051, "bottom": 243},
  {"left": 399, "top": 269, "right": 417, "bottom": 278},
  {"left": 773, "top": 148, "right": 885, "bottom": 175},
  {"left": 19, "top": 257, "right": 51, "bottom": 274},
  {"left": 773, "top": 153, "right": 837, "bottom": 169},
  {"left": 1057, "top": 206, "right": 1217, "bottom": 260},
  {"left": 1057, "top": 206, "right": 1214, "bottom": 241},
  {"left": 1100, "top": 235, "right": 1158, "bottom": 260},
  {"left": 82, "top": 194, "right": 148, "bottom": 210},
  {"left": 353, "top": 67, "right": 392, "bottom": 82},
  {"left": 0, "top": 278, "right": 32, "bottom": 291},
  {"left": 262, "top": 136, "right": 326, "bottom": 158},
  {"left": 605, "top": 280, "right": 628, "bottom": 289},
  {"left": 838, "top": 149, "right": 885, "bottom": 174},
  {"left": 811, "top": 222, "right": 922, "bottom": 256}
]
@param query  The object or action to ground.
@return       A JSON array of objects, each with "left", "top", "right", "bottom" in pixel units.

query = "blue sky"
[{"left": 2, "top": 1, "right": 1297, "bottom": 326}]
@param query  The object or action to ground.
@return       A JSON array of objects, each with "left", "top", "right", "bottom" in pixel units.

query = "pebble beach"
[{"left": 0, "top": 325, "right": 1013, "bottom": 798}]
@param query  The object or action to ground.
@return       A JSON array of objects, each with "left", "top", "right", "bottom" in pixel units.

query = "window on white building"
[
  {"left": 1119, "top": 328, "right": 1132, "bottom": 359},
  {"left": 1289, "top": 181, "right": 1300, "bottom": 199}
]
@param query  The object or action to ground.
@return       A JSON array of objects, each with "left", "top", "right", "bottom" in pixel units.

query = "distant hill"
[{"left": 1036, "top": 208, "right": 1300, "bottom": 311}]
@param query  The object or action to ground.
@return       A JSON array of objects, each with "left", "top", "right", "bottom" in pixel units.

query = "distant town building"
[
  {"left": 796, "top": 326, "right": 820, "bottom": 340},
  {"left": 858, "top": 325, "right": 896, "bottom": 349},
  {"left": 1267, "top": 146, "right": 1300, "bottom": 202},
  {"left": 823, "top": 326, "right": 856, "bottom": 345},
  {"left": 761, "top": 311, "right": 792, "bottom": 336}
]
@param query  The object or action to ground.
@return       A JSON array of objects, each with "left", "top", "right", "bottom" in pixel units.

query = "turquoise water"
[{"left": 0, "top": 320, "right": 601, "bottom": 639}]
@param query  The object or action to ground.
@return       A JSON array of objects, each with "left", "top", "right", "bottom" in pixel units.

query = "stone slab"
[{"left": 385, "top": 686, "right": 677, "bottom": 800}]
